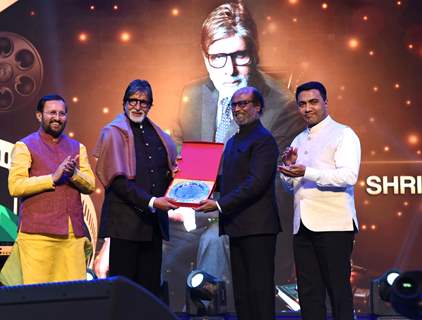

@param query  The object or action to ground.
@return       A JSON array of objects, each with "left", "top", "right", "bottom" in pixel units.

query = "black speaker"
[{"left": 0, "top": 276, "right": 178, "bottom": 320}]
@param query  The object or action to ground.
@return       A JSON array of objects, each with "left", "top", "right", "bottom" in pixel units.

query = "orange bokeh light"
[
  {"left": 408, "top": 134, "right": 419, "bottom": 145},
  {"left": 120, "top": 32, "right": 131, "bottom": 43},
  {"left": 348, "top": 38, "right": 359, "bottom": 49},
  {"left": 78, "top": 33, "right": 88, "bottom": 42}
]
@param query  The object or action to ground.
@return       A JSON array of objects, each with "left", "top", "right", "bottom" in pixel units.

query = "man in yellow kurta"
[{"left": 6, "top": 94, "right": 95, "bottom": 284}]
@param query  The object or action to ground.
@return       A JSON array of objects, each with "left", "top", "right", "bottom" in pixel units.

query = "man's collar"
[
  {"left": 238, "top": 119, "right": 261, "bottom": 136},
  {"left": 38, "top": 128, "right": 63, "bottom": 143},
  {"left": 307, "top": 115, "right": 332, "bottom": 134}
]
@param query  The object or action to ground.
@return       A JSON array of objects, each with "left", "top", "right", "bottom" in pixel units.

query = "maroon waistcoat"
[{"left": 19, "top": 130, "right": 86, "bottom": 237}]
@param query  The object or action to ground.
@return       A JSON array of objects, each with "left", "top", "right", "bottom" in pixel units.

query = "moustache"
[{"left": 49, "top": 120, "right": 63, "bottom": 125}]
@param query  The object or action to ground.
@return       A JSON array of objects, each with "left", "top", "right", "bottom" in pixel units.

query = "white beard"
[{"left": 127, "top": 110, "right": 146, "bottom": 123}]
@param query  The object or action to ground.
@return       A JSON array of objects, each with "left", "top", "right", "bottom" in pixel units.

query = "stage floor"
[{"left": 176, "top": 312, "right": 378, "bottom": 319}]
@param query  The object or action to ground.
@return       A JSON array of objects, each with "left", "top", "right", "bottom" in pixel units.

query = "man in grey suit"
[{"left": 164, "top": 1, "right": 305, "bottom": 310}]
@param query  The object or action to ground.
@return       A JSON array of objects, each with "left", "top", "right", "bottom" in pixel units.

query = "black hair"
[
  {"left": 36, "top": 94, "right": 67, "bottom": 112},
  {"left": 122, "top": 79, "right": 153, "bottom": 105},
  {"left": 295, "top": 81, "right": 327, "bottom": 102}
]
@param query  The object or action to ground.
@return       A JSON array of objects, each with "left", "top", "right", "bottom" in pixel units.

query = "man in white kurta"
[{"left": 279, "top": 81, "right": 361, "bottom": 320}]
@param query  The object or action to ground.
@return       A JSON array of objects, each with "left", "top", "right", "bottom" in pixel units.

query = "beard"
[
  {"left": 42, "top": 119, "right": 65, "bottom": 138},
  {"left": 126, "top": 109, "right": 146, "bottom": 123}
]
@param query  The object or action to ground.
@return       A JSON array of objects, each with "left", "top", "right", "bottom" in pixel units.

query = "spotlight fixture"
[
  {"left": 186, "top": 270, "right": 227, "bottom": 316},
  {"left": 391, "top": 271, "right": 422, "bottom": 319},
  {"left": 86, "top": 268, "right": 98, "bottom": 281},
  {"left": 370, "top": 269, "right": 402, "bottom": 317}
]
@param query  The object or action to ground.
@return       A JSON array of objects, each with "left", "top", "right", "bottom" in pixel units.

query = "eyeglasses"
[
  {"left": 43, "top": 111, "right": 67, "bottom": 118},
  {"left": 206, "top": 50, "right": 252, "bottom": 69},
  {"left": 127, "top": 99, "right": 152, "bottom": 108},
  {"left": 231, "top": 100, "right": 254, "bottom": 109}
]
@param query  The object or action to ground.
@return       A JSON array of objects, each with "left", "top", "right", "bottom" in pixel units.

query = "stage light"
[
  {"left": 321, "top": 3, "right": 328, "bottom": 10},
  {"left": 68, "top": 132, "right": 75, "bottom": 138},
  {"left": 86, "top": 268, "right": 97, "bottom": 281},
  {"left": 405, "top": 100, "right": 412, "bottom": 106},
  {"left": 78, "top": 32, "right": 88, "bottom": 43},
  {"left": 394, "top": 83, "right": 400, "bottom": 89},
  {"left": 72, "top": 96, "right": 79, "bottom": 103},
  {"left": 408, "top": 134, "right": 419, "bottom": 145},
  {"left": 348, "top": 38, "right": 359, "bottom": 49},
  {"left": 186, "top": 270, "right": 227, "bottom": 316},
  {"left": 369, "top": 50, "right": 374, "bottom": 56},
  {"left": 390, "top": 271, "right": 422, "bottom": 319},
  {"left": 113, "top": 4, "right": 119, "bottom": 11},
  {"left": 120, "top": 32, "right": 131, "bottom": 43},
  {"left": 408, "top": 44, "right": 414, "bottom": 49},
  {"left": 89, "top": 5, "right": 95, "bottom": 11},
  {"left": 363, "top": 15, "right": 368, "bottom": 21},
  {"left": 171, "top": 8, "right": 179, "bottom": 16},
  {"left": 370, "top": 269, "right": 401, "bottom": 317},
  {"left": 102, "top": 107, "right": 109, "bottom": 114},
  {"left": 288, "top": 0, "right": 298, "bottom": 5}
]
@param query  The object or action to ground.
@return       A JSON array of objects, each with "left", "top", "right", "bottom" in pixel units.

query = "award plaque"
[{"left": 166, "top": 142, "right": 224, "bottom": 207}]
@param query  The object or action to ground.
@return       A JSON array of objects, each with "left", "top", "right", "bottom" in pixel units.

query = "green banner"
[{"left": 0, "top": 204, "right": 18, "bottom": 242}]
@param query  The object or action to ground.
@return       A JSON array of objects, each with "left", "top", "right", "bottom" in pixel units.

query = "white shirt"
[
  {"left": 216, "top": 95, "right": 233, "bottom": 127},
  {"left": 280, "top": 116, "right": 361, "bottom": 234}
]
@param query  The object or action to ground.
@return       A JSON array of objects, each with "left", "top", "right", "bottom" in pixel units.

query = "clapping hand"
[
  {"left": 281, "top": 146, "right": 298, "bottom": 166},
  {"left": 52, "top": 155, "right": 79, "bottom": 184}
]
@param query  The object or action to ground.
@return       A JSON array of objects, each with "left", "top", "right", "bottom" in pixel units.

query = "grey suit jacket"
[{"left": 173, "top": 71, "right": 305, "bottom": 152}]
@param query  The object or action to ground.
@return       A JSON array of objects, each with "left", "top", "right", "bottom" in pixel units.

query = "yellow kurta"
[
  {"left": 17, "top": 219, "right": 90, "bottom": 284},
  {"left": 2, "top": 141, "right": 95, "bottom": 285}
]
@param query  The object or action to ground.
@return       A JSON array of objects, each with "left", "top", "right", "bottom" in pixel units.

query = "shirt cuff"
[
  {"left": 304, "top": 166, "right": 320, "bottom": 182},
  {"left": 149, "top": 197, "right": 156, "bottom": 212},
  {"left": 216, "top": 201, "right": 222, "bottom": 213}
]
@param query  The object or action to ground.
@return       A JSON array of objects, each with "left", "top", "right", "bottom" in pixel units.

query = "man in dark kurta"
[
  {"left": 94, "top": 79, "right": 177, "bottom": 297},
  {"left": 198, "top": 87, "right": 280, "bottom": 320}
]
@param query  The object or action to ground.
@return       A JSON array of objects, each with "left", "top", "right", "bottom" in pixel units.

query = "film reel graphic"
[{"left": 0, "top": 32, "right": 43, "bottom": 112}]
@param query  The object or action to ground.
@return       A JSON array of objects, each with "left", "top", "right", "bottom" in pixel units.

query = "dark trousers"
[
  {"left": 109, "top": 233, "right": 162, "bottom": 297},
  {"left": 294, "top": 223, "right": 355, "bottom": 320},
  {"left": 230, "top": 234, "right": 277, "bottom": 320}
]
